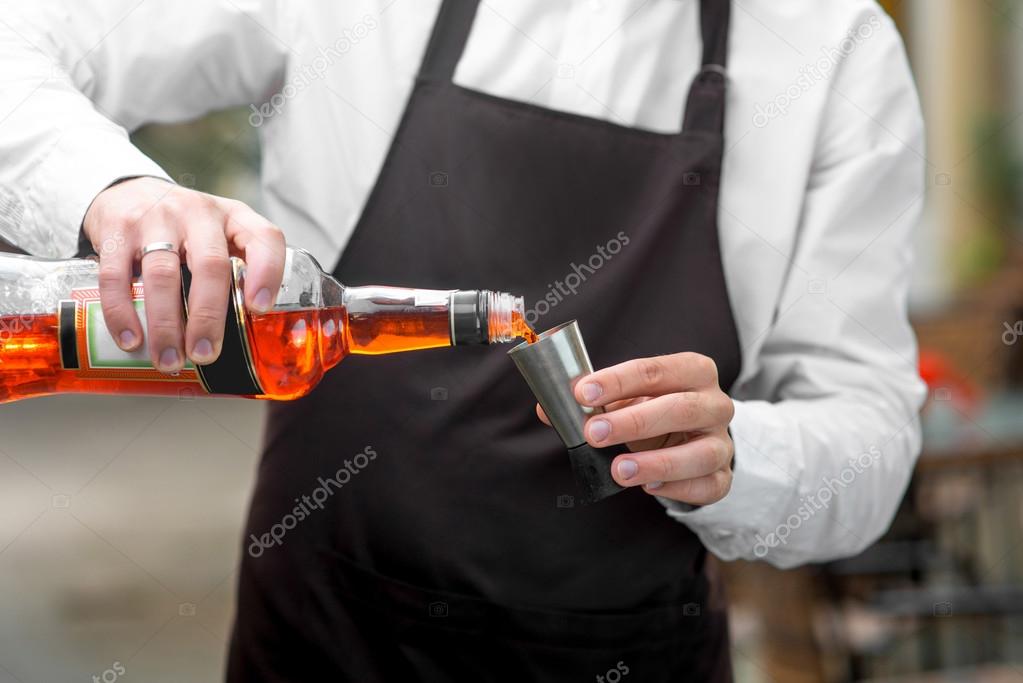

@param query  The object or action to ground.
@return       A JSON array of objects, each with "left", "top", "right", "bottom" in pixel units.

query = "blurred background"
[
  {"left": 1, "top": 1, "right": 1022, "bottom": 681},
  {"left": 729, "top": 1, "right": 1023, "bottom": 681}
]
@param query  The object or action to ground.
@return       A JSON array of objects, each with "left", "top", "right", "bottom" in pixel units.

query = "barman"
[{"left": 0, "top": 0, "right": 926, "bottom": 680}]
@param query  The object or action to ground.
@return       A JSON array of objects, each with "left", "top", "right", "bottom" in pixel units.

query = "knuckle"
[
  {"left": 693, "top": 441, "right": 718, "bottom": 474},
  {"left": 700, "top": 355, "right": 719, "bottom": 383},
  {"left": 155, "top": 192, "right": 185, "bottom": 217},
  {"left": 186, "top": 304, "right": 226, "bottom": 328},
  {"left": 97, "top": 262, "right": 128, "bottom": 288},
  {"left": 626, "top": 408, "right": 648, "bottom": 438},
  {"left": 655, "top": 451, "right": 677, "bottom": 480},
  {"left": 147, "top": 318, "right": 182, "bottom": 336},
  {"left": 246, "top": 227, "right": 287, "bottom": 261},
  {"left": 222, "top": 199, "right": 255, "bottom": 225},
  {"left": 260, "top": 221, "right": 285, "bottom": 238},
  {"left": 717, "top": 394, "right": 735, "bottom": 422},
  {"left": 258, "top": 225, "right": 287, "bottom": 251},
  {"left": 102, "top": 300, "right": 137, "bottom": 323},
  {"left": 679, "top": 351, "right": 700, "bottom": 366},
  {"left": 145, "top": 260, "right": 181, "bottom": 287},
  {"left": 709, "top": 438, "right": 731, "bottom": 468},
  {"left": 714, "top": 469, "right": 733, "bottom": 498},
  {"left": 674, "top": 477, "right": 697, "bottom": 501},
  {"left": 673, "top": 394, "right": 700, "bottom": 424},
  {"left": 162, "top": 186, "right": 200, "bottom": 213},
  {"left": 221, "top": 197, "right": 249, "bottom": 214},
  {"left": 192, "top": 252, "right": 231, "bottom": 279},
  {"left": 115, "top": 206, "right": 149, "bottom": 231},
  {"left": 607, "top": 369, "right": 626, "bottom": 398},
  {"left": 682, "top": 352, "right": 715, "bottom": 382},
  {"left": 638, "top": 359, "right": 664, "bottom": 389}
]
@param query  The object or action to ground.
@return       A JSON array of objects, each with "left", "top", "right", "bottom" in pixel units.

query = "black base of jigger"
[{"left": 567, "top": 443, "right": 627, "bottom": 504}]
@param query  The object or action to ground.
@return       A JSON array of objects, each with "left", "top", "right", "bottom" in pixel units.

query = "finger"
[
  {"left": 139, "top": 237, "right": 185, "bottom": 373},
  {"left": 604, "top": 397, "right": 645, "bottom": 412},
  {"left": 624, "top": 430, "right": 686, "bottom": 455},
  {"left": 96, "top": 227, "right": 143, "bottom": 351},
  {"left": 584, "top": 392, "right": 732, "bottom": 446},
  {"left": 603, "top": 397, "right": 670, "bottom": 452},
  {"left": 537, "top": 397, "right": 644, "bottom": 430},
  {"left": 575, "top": 353, "right": 719, "bottom": 407},
  {"left": 536, "top": 404, "right": 551, "bottom": 426},
  {"left": 182, "top": 221, "right": 232, "bottom": 365},
  {"left": 222, "top": 201, "right": 286, "bottom": 313},
  {"left": 609, "top": 433, "right": 732, "bottom": 487},
  {"left": 641, "top": 468, "right": 733, "bottom": 506}
]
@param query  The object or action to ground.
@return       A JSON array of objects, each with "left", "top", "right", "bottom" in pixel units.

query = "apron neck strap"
[
  {"left": 417, "top": 0, "right": 732, "bottom": 134},
  {"left": 418, "top": 0, "right": 482, "bottom": 82},
  {"left": 700, "top": 0, "right": 731, "bottom": 70},
  {"left": 419, "top": 0, "right": 731, "bottom": 82},
  {"left": 683, "top": 0, "right": 731, "bottom": 134}
]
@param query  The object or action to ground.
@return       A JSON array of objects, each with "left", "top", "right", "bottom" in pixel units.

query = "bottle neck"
[
  {"left": 340, "top": 286, "right": 529, "bottom": 354},
  {"left": 450, "top": 290, "right": 526, "bottom": 345},
  {"left": 486, "top": 291, "right": 528, "bottom": 344}
]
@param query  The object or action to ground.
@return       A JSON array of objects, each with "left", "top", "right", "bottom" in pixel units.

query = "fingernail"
[
  {"left": 589, "top": 418, "right": 610, "bottom": 443},
  {"left": 645, "top": 481, "right": 664, "bottom": 491},
  {"left": 618, "top": 459, "right": 638, "bottom": 480},
  {"left": 192, "top": 338, "right": 214, "bottom": 361},
  {"left": 159, "top": 348, "right": 180, "bottom": 371},
  {"left": 119, "top": 330, "right": 137, "bottom": 349},
  {"left": 251, "top": 288, "right": 272, "bottom": 312},
  {"left": 581, "top": 382, "right": 603, "bottom": 403}
]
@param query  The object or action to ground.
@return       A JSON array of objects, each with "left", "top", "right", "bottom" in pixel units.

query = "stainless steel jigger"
[{"left": 508, "top": 320, "right": 626, "bottom": 504}]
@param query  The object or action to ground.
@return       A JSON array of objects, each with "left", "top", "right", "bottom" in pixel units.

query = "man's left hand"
[{"left": 538, "top": 352, "right": 735, "bottom": 506}]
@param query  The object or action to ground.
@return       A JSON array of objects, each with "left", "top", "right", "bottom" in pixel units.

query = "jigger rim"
[{"left": 507, "top": 319, "right": 580, "bottom": 356}]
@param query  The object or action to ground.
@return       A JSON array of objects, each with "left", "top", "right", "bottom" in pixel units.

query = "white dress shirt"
[{"left": 0, "top": 0, "right": 927, "bottom": 568}]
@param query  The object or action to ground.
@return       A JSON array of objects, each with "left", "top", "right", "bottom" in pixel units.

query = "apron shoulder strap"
[{"left": 418, "top": 0, "right": 482, "bottom": 83}]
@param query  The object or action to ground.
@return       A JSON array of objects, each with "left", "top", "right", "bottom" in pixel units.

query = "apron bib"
[{"left": 230, "top": 1, "right": 741, "bottom": 680}]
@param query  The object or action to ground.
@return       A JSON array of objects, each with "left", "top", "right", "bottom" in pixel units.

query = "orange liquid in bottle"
[
  {"left": 244, "top": 304, "right": 454, "bottom": 400},
  {"left": 0, "top": 309, "right": 343, "bottom": 403},
  {"left": 0, "top": 313, "right": 205, "bottom": 402},
  {"left": 0, "top": 303, "right": 538, "bottom": 403},
  {"left": 244, "top": 308, "right": 339, "bottom": 401}
]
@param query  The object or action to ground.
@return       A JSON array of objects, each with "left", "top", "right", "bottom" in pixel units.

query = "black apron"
[{"left": 228, "top": 0, "right": 741, "bottom": 680}]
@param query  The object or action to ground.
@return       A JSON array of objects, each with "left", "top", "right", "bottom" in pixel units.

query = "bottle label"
[{"left": 59, "top": 284, "right": 204, "bottom": 385}]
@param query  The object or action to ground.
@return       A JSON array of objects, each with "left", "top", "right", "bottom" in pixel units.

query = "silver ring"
[{"left": 139, "top": 241, "right": 180, "bottom": 259}]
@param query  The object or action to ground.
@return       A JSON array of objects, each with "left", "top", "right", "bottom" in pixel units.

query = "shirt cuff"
[
  {"left": 16, "top": 124, "right": 171, "bottom": 258},
  {"left": 655, "top": 399, "right": 800, "bottom": 560}
]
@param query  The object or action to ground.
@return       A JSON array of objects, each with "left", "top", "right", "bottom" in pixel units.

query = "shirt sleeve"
[
  {"left": 663, "top": 10, "right": 928, "bottom": 568},
  {"left": 0, "top": 0, "right": 288, "bottom": 257}
]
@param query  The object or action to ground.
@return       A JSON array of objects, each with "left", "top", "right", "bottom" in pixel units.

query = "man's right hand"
[{"left": 82, "top": 177, "right": 287, "bottom": 373}]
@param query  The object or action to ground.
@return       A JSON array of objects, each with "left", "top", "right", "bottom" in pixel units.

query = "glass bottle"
[{"left": 0, "top": 247, "right": 534, "bottom": 403}]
